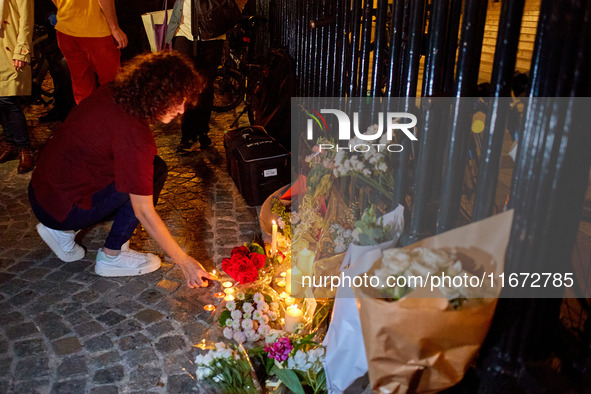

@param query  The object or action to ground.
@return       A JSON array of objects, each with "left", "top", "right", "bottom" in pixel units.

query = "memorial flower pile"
[
  {"left": 222, "top": 243, "right": 267, "bottom": 284},
  {"left": 219, "top": 291, "right": 280, "bottom": 344}
]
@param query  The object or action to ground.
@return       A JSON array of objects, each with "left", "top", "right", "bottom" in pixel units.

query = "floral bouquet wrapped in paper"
[{"left": 354, "top": 211, "right": 513, "bottom": 393}]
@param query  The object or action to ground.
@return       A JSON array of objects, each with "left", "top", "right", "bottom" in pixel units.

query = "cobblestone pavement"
[{"left": 0, "top": 99, "right": 262, "bottom": 393}]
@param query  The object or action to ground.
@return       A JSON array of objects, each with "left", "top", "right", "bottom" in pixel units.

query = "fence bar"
[
  {"left": 334, "top": 0, "right": 347, "bottom": 96},
  {"left": 348, "top": 0, "right": 363, "bottom": 96},
  {"left": 421, "top": 0, "right": 450, "bottom": 97},
  {"left": 359, "top": 0, "right": 374, "bottom": 97},
  {"left": 401, "top": 0, "right": 426, "bottom": 98},
  {"left": 371, "top": 0, "right": 388, "bottom": 98},
  {"left": 473, "top": 0, "right": 525, "bottom": 221},
  {"left": 385, "top": 0, "right": 405, "bottom": 98},
  {"left": 402, "top": 0, "right": 451, "bottom": 244},
  {"left": 392, "top": 0, "right": 425, "bottom": 209},
  {"left": 442, "top": 0, "right": 463, "bottom": 94},
  {"left": 436, "top": 0, "right": 488, "bottom": 233},
  {"left": 310, "top": 1, "right": 320, "bottom": 97}
]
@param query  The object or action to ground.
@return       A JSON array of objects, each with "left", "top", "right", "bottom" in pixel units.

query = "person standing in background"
[
  {"left": 166, "top": 0, "right": 225, "bottom": 152},
  {"left": 0, "top": 0, "right": 34, "bottom": 174},
  {"left": 35, "top": 0, "right": 75, "bottom": 122},
  {"left": 53, "top": 0, "right": 128, "bottom": 104}
]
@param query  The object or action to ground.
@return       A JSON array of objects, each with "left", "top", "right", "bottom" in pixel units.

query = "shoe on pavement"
[
  {"left": 36, "top": 223, "right": 85, "bottom": 262},
  {"left": 17, "top": 148, "right": 34, "bottom": 174},
  {"left": 175, "top": 139, "right": 194, "bottom": 154},
  {"left": 0, "top": 142, "right": 18, "bottom": 163},
  {"left": 198, "top": 134, "right": 212, "bottom": 148},
  {"left": 95, "top": 248, "right": 161, "bottom": 277}
]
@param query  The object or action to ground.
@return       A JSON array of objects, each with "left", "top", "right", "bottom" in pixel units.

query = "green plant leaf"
[
  {"left": 219, "top": 309, "right": 231, "bottom": 327},
  {"left": 248, "top": 242, "right": 265, "bottom": 255},
  {"left": 315, "top": 369, "right": 326, "bottom": 392},
  {"left": 270, "top": 366, "right": 305, "bottom": 394}
]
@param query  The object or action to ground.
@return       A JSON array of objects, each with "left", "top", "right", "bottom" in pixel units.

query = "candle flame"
[{"left": 272, "top": 219, "right": 277, "bottom": 225}]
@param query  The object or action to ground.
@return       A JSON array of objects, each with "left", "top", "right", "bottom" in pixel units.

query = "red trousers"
[{"left": 56, "top": 32, "right": 120, "bottom": 104}]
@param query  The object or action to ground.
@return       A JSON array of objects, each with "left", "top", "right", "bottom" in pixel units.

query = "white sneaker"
[
  {"left": 121, "top": 240, "right": 130, "bottom": 251},
  {"left": 36, "top": 223, "right": 85, "bottom": 262},
  {"left": 95, "top": 248, "right": 161, "bottom": 277}
]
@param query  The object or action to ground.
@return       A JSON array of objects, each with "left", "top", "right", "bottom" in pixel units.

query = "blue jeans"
[
  {"left": 29, "top": 156, "right": 168, "bottom": 250},
  {"left": 0, "top": 96, "right": 30, "bottom": 149}
]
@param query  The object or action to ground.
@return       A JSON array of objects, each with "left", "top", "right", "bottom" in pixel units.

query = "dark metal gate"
[{"left": 267, "top": 0, "right": 591, "bottom": 391}]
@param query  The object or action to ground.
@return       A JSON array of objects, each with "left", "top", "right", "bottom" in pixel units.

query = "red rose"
[
  {"left": 234, "top": 266, "right": 259, "bottom": 284},
  {"left": 231, "top": 253, "right": 254, "bottom": 271},
  {"left": 231, "top": 246, "right": 250, "bottom": 256},
  {"left": 221, "top": 258, "right": 232, "bottom": 273},
  {"left": 249, "top": 253, "right": 266, "bottom": 269}
]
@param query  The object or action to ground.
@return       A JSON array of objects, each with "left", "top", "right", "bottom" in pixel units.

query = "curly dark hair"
[{"left": 111, "top": 51, "right": 204, "bottom": 122}]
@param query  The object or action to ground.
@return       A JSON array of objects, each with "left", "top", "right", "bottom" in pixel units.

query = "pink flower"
[{"left": 264, "top": 337, "right": 293, "bottom": 362}]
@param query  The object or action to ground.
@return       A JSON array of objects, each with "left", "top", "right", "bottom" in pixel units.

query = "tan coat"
[{"left": 0, "top": 0, "right": 33, "bottom": 97}]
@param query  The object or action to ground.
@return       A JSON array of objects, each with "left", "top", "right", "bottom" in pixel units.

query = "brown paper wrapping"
[
  {"left": 353, "top": 211, "right": 513, "bottom": 393},
  {"left": 356, "top": 296, "right": 496, "bottom": 393}
]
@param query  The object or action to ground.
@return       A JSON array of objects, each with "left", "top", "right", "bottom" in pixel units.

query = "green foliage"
[
  {"left": 271, "top": 366, "right": 306, "bottom": 394},
  {"left": 218, "top": 309, "right": 231, "bottom": 327},
  {"left": 248, "top": 346, "right": 275, "bottom": 376},
  {"left": 310, "top": 301, "right": 333, "bottom": 332},
  {"left": 355, "top": 205, "right": 395, "bottom": 245},
  {"left": 246, "top": 242, "right": 265, "bottom": 256}
]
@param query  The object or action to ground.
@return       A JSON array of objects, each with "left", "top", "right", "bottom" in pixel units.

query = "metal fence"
[{"left": 268, "top": 0, "right": 591, "bottom": 390}]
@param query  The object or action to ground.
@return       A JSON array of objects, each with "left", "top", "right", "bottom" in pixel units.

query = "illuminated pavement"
[{"left": 0, "top": 100, "right": 259, "bottom": 393}]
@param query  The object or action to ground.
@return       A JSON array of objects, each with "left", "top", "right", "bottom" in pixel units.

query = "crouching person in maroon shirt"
[{"left": 28, "top": 51, "right": 216, "bottom": 288}]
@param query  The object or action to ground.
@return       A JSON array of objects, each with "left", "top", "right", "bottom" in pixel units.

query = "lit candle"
[
  {"left": 280, "top": 292, "right": 289, "bottom": 299},
  {"left": 204, "top": 304, "right": 215, "bottom": 312},
  {"left": 280, "top": 271, "right": 287, "bottom": 278},
  {"left": 211, "top": 269, "right": 217, "bottom": 276},
  {"left": 285, "top": 269, "right": 291, "bottom": 294},
  {"left": 284, "top": 305, "right": 303, "bottom": 333},
  {"left": 224, "top": 287, "right": 235, "bottom": 295},
  {"left": 271, "top": 220, "right": 278, "bottom": 256},
  {"left": 224, "top": 294, "right": 235, "bottom": 302},
  {"left": 276, "top": 279, "right": 286, "bottom": 287},
  {"left": 222, "top": 281, "right": 233, "bottom": 288},
  {"left": 296, "top": 247, "right": 315, "bottom": 277},
  {"left": 286, "top": 267, "right": 303, "bottom": 296},
  {"left": 285, "top": 297, "right": 295, "bottom": 306},
  {"left": 214, "top": 292, "right": 225, "bottom": 299}
]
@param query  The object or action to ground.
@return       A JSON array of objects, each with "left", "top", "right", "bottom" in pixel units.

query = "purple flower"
[{"left": 264, "top": 337, "right": 293, "bottom": 362}]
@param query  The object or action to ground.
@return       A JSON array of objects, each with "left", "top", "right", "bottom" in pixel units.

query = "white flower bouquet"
[
  {"left": 219, "top": 291, "right": 281, "bottom": 344},
  {"left": 194, "top": 342, "right": 258, "bottom": 393}
]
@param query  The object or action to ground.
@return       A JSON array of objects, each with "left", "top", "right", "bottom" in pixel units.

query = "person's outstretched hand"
[
  {"left": 111, "top": 27, "right": 128, "bottom": 49},
  {"left": 177, "top": 256, "right": 217, "bottom": 288}
]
